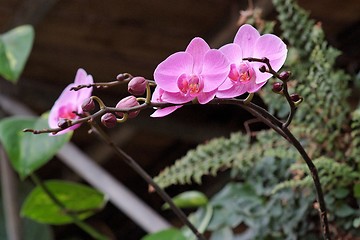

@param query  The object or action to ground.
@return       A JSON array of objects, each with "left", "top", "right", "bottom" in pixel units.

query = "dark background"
[{"left": 0, "top": 0, "right": 359, "bottom": 239}]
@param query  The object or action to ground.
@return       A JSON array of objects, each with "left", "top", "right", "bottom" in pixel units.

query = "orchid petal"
[
  {"left": 201, "top": 49, "right": 229, "bottom": 92},
  {"left": 245, "top": 80, "right": 267, "bottom": 93},
  {"left": 218, "top": 78, "right": 234, "bottom": 91},
  {"left": 161, "top": 91, "right": 193, "bottom": 104},
  {"left": 219, "top": 43, "right": 243, "bottom": 64},
  {"left": 185, "top": 37, "right": 210, "bottom": 74},
  {"left": 253, "top": 34, "right": 287, "bottom": 71},
  {"left": 250, "top": 62, "right": 273, "bottom": 84},
  {"left": 197, "top": 89, "right": 217, "bottom": 104},
  {"left": 234, "top": 24, "right": 260, "bottom": 58},
  {"left": 74, "top": 69, "right": 93, "bottom": 110},
  {"left": 216, "top": 84, "right": 246, "bottom": 99},
  {"left": 150, "top": 106, "right": 182, "bottom": 117},
  {"left": 154, "top": 52, "right": 193, "bottom": 92}
]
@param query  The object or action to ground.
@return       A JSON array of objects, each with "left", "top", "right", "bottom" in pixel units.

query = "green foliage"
[
  {"left": 141, "top": 228, "right": 186, "bottom": 240},
  {"left": 162, "top": 191, "right": 208, "bottom": 210},
  {"left": 349, "top": 108, "right": 360, "bottom": 165},
  {"left": 273, "top": 157, "right": 360, "bottom": 193},
  {"left": 0, "top": 115, "right": 72, "bottom": 179},
  {"left": 154, "top": 0, "right": 360, "bottom": 238},
  {"left": 0, "top": 25, "right": 34, "bottom": 83},
  {"left": 208, "top": 156, "right": 315, "bottom": 239},
  {"left": 154, "top": 132, "right": 251, "bottom": 188},
  {"left": 263, "top": 0, "right": 351, "bottom": 154},
  {"left": 21, "top": 180, "right": 106, "bottom": 225}
]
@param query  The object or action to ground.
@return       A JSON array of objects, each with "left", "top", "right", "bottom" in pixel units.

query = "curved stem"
[
  {"left": 30, "top": 174, "right": 108, "bottom": 240},
  {"left": 281, "top": 128, "right": 330, "bottom": 239},
  {"left": 89, "top": 123, "right": 206, "bottom": 240}
]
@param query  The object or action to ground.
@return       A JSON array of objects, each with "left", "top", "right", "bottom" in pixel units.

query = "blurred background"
[{"left": 0, "top": 0, "right": 359, "bottom": 239}]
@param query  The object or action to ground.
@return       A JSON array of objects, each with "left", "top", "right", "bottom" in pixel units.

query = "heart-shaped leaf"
[
  {"left": 142, "top": 228, "right": 186, "bottom": 240},
  {"left": 21, "top": 180, "right": 106, "bottom": 225},
  {"left": 162, "top": 191, "right": 208, "bottom": 210},
  {"left": 0, "top": 25, "right": 34, "bottom": 82},
  {"left": 0, "top": 115, "right": 72, "bottom": 178}
]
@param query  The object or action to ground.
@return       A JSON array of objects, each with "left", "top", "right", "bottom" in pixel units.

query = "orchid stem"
[{"left": 89, "top": 122, "right": 206, "bottom": 240}]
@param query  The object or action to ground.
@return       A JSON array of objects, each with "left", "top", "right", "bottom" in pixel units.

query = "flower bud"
[
  {"left": 279, "top": 71, "right": 291, "bottom": 81},
  {"left": 101, "top": 113, "right": 117, "bottom": 128},
  {"left": 259, "top": 65, "right": 267, "bottom": 73},
  {"left": 272, "top": 82, "right": 283, "bottom": 93},
  {"left": 58, "top": 119, "right": 72, "bottom": 129},
  {"left": 290, "top": 93, "right": 300, "bottom": 102},
  {"left": 128, "top": 77, "right": 147, "bottom": 96},
  {"left": 290, "top": 93, "right": 303, "bottom": 106},
  {"left": 116, "top": 73, "right": 127, "bottom": 81},
  {"left": 81, "top": 98, "right": 95, "bottom": 112},
  {"left": 115, "top": 96, "right": 140, "bottom": 118}
]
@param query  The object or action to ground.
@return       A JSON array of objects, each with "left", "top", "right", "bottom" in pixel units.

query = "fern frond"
[
  {"left": 154, "top": 132, "right": 250, "bottom": 188},
  {"left": 273, "top": 157, "right": 360, "bottom": 193},
  {"left": 154, "top": 130, "right": 297, "bottom": 189},
  {"left": 349, "top": 108, "right": 360, "bottom": 164},
  {"left": 260, "top": 0, "right": 352, "bottom": 155}
]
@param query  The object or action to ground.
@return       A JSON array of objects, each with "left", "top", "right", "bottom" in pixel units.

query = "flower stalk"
[{"left": 89, "top": 122, "right": 207, "bottom": 240}]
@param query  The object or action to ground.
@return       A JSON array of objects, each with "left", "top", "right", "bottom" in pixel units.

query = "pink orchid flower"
[
  {"left": 154, "top": 37, "right": 229, "bottom": 106},
  {"left": 48, "top": 68, "right": 93, "bottom": 135},
  {"left": 216, "top": 24, "right": 287, "bottom": 98},
  {"left": 150, "top": 86, "right": 182, "bottom": 117}
]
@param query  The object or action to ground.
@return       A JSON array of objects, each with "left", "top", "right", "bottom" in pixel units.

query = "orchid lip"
[
  {"left": 228, "top": 62, "right": 256, "bottom": 84},
  {"left": 177, "top": 74, "right": 204, "bottom": 96}
]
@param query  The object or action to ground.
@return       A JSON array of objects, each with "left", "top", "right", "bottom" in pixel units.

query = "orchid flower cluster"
[
  {"left": 48, "top": 24, "right": 287, "bottom": 131},
  {"left": 34, "top": 24, "right": 332, "bottom": 240}
]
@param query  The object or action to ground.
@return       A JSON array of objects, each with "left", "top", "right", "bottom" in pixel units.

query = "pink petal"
[
  {"left": 197, "top": 89, "right": 217, "bottom": 104},
  {"left": 253, "top": 34, "right": 287, "bottom": 71},
  {"left": 150, "top": 106, "right": 182, "bottom": 117},
  {"left": 154, "top": 52, "right": 193, "bottom": 92},
  {"left": 151, "top": 86, "right": 163, "bottom": 102},
  {"left": 219, "top": 43, "right": 243, "bottom": 64},
  {"left": 218, "top": 78, "right": 234, "bottom": 91},
  {"left": 185, "top": 37, "right": 210, "bottom": 74},
  {"left": 245, "top": 80, "right": 267, "bottom": 93},
  {"left": 161, "top": 91, "right": 193, "bottom": 104},
  {"left": 201, "top": 49, "right": 229, "bottom": 92},
  {"left": 234, "top": 24, "right": 260, "bottom": 58},
  {"left": 250, "top": 62, "right": 273, "bottom": 84},
  {"left": 74, "top": 69, "right": 94, "bottom": 112},
  {"left": 216, "top": 84, "right": 246, "bottom": 99}
]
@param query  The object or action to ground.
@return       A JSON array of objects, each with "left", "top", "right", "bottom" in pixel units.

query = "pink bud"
[
  {"left": 101, "top": 113, "right": 117, "bottom": 128},
  {"left": 58, "top": 119, "right": 72, "bottom": 129},
  {"left": 81, "top": 98, "right": 95, "bottom": 112},
  {"left": 128, "top": 77, "right": 147, "bottom": 96},
  {"left": 272, "top": 82, "right": 283, "bottom": 93},
  {"left": 290, "top": 93, "right": 300, "bottom": 102},
  {"left": 115, "top": 96, "right": 140, "bottom": 118},
  {"left": 116, "top": 73, "right": 127, "bottom": 81},
  {"left": 279, "top": 71, "right": 291, "bottom": 81}
]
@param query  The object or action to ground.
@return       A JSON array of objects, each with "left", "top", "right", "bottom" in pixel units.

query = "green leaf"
[
  {"left": 0, "top": 25, "right": 34, "bottom": 82},
  {"left": 334, "top": 203, "right": 354, "bottom": 218},
  {"left": 354, "top": 183, "right": 360, "bottom": 198},
  {"left": 141, "top": 228, "right": 186, "bottom": 240},
  {"left": 162, "top": 191, "right": 208, "bottom": 210},
  {"left": 21, "top": 180, "right": 106, "bottom": 225},
  {"left": 353, "top": 217, "right": 360, "bottom": 228},
  {"left": 333, "top": 188, "right": 350, "bottom": 199},
  {"left": 0, "top": 115, "right": 72, "bottom": 178}
]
